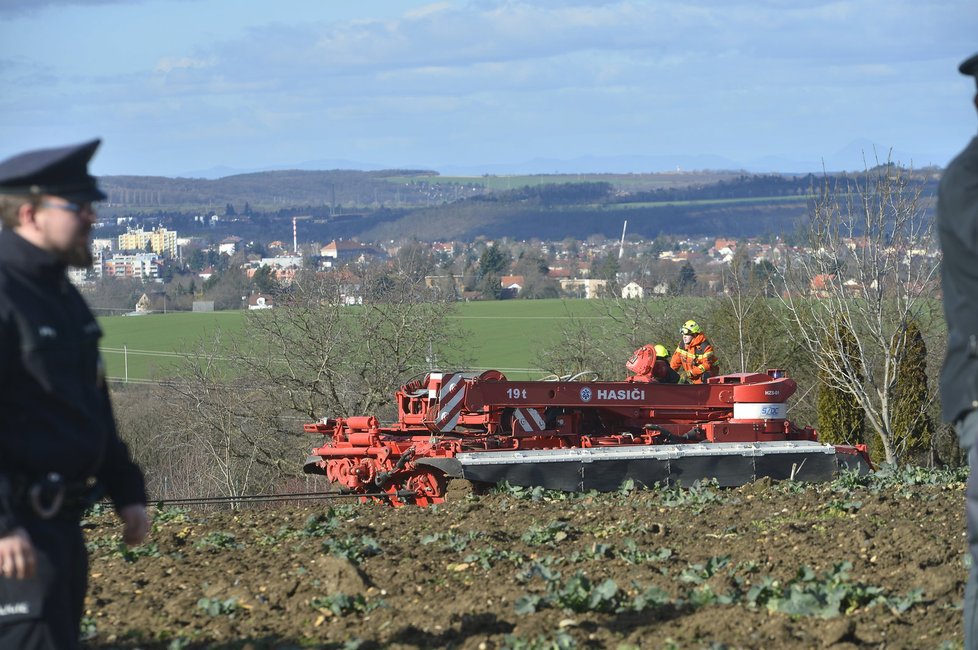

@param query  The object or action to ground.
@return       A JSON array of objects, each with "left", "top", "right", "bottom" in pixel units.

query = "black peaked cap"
[
  {"left": 0, "top": 139, "right": 107, "bottom": 202},
  {"left": 961, "top": 52, "right": 978, "bottom": 89}
]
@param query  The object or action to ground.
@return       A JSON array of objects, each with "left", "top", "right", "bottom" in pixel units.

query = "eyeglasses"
[{"left": 40, "top": 200, "right": 91, "bottom": 216}]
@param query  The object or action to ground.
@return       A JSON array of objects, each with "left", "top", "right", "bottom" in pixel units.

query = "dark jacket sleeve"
[
  {"left": 0, "top": 303, "right": 21, "bottom": 535},
  {"left": 95, "top": 384, "right": 148, "bottom": 511}
]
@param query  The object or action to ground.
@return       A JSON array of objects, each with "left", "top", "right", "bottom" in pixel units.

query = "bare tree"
[
  {"left": 533, "top": 312, "right": 621, "bottom": 380},
  {"left": 237, "top": 260, "right": 468, "bottom": 422},
  {"left": 771, "top": 161, "right": 941, "bottom": 465},
  {"left": 163, "top": 335, "right": 299, "bottom": 504},
  {"left": 715, "top": 247, "right": 768, "bottom": 373}
]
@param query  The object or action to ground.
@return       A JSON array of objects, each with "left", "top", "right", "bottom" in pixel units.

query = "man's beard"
[{"left": 60, "top": 243, "right": 93, "bottom": 268}]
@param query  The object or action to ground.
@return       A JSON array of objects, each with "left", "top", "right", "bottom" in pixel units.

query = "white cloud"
[
  {"left": 168, "top": 0, "right": 971, "bottom": 91},
  {"left": 153, "top": 56, "right": 213, "bottom": 76},
  {"left": 403, "top": 2, "right": 452, "bottom": 20}
]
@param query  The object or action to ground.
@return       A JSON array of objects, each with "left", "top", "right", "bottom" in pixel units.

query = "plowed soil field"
[{"left": 83, "top": 474, "right": 968, "bottom": 650}]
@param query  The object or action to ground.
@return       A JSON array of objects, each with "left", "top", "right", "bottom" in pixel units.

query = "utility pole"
[{"left": 618, "top": 220, "right": 627, "bottom": 259}]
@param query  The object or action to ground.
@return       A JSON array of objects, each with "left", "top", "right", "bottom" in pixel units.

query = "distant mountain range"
[{"left": 177, "top": 140, "right": 944, "bottom": 180}]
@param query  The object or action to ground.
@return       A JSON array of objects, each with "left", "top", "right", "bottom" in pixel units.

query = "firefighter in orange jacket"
[{"left": 670, "top": 320, "right": 719, "bottom": 384}]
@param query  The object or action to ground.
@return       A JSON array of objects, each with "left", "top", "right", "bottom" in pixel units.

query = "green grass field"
[
  {"left": 99, "top": 311, "right": 247, "bottom": 382},
  {"left": 98, "top": 299, "right": 705, "bottom": 382}
]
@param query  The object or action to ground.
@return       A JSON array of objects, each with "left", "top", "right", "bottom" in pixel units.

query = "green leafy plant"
[
  {"left": 515, "top": 570, "right": 623, "bottom": 614},
  {"left": 420, "top": 530, "right": 479, "bottom": 552},
  {"left": 117, "top": 541, "right": 161, "bottom": 563},
  {"left": 688, "top": 583, "right": 735, "bottom": 607},
  {"left": 630, "top": 584, "right": 671, "bottom": 611},
  {"left": 658, "top": 479, "right": 725, "bottom": 511},
  {"left": 310, "top": 592, "right": 382, "bottom": 616},
  {"left": 516, "top": 560, "right": 558, "bottom": 585},
  {"left": 194, "top": 531, "right": 243, "bottom": 551},
  {"left": 617, "top": 478, "right": 637, "bottom": 496},
  {"left": 513, "top": 593, "right": 545, "bottom": 615},
  {"left": 256, "top": 525, "right": 298, "bottom": 546},
  {"left": 821, "top": 498, "right": 864, "bottom": 516},
  {"left": 520, "top": 520, "right": 573, "bottom": 546},
  {"left": 550, "top": 573, "right": 621, "bottom": 613},
  {"left": 500, "top": 631, "right": 577, "bottom": 650},
  {"left": 82, "top": 502, "right": 109, "bottom": 519},
  {"left": 616, "top": 539, "right": 672, "bottom": 565},
  {"left": 463, "top": 545, "right": 525, "bottom": 570},
  {"left": 153, "top": 506, "right": 192, "bottom": 524},
  {"left": 301, "top": 509, "right": 343, "bottom": 537},
  {"left": 679, "top": 556, "right": 730, "bottom": 585},
  {"left": 79, "top": 614, "right": 97, "bottom": 641},
  {"left": 322, "top": 535, "right": 381, "bottom": 563},
  {"left": 830, "top": 468, "right": 871, "bottom": 493},
  {"left": 196, "top": 597, "right": 240, "bottom": 617},
  {"left": 567, "top": 542, "right": 612, "bottom": 563},
  {"left": 493, "top": 481, "right": 573, "bottom": 503},
  {"left": 746, "top": 562, "right": 919, "bottom": 618}
]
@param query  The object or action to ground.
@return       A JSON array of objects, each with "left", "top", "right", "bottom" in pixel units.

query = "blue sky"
[{"left": 1, "top": 0, "right": 975, "bottom": 177}]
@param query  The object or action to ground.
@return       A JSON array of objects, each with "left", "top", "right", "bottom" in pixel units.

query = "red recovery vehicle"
[{"left": 303, "top": 369, "right": 871, "bottom": 506}]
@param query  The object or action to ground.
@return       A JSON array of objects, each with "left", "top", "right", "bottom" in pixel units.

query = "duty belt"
[{"left": 11, "top": 473, "right": 101, "bottom": 520}]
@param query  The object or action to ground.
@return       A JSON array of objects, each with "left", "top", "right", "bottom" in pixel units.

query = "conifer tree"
[
  {"left": 888, "top": 320, "right": 935, "bottom": 464},
  {"left": 816, "top": 321, "right": 864, "bottom": 446}
]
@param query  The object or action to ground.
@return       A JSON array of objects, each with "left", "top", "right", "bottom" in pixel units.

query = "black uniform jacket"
[
  {"left": 939, "top": 135, "right": 978, "bottom": 431},
  {"left": 0, "top": 228, "right": 146, "bottom": 530}
]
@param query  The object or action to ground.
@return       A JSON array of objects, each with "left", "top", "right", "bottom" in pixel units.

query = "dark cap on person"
[
  {"left": 961, "top": 52, "right": 978, "bottom": 89},
  {"left": 0, "top": 139, "right": 107, "bottom": 202}
]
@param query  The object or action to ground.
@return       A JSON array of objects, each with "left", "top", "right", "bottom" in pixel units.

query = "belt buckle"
[{"left": 28, "top": 473, "right": 65, "bottom": 519}]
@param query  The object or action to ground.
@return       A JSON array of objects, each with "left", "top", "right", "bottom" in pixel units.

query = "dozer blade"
[{"left": 449, "top": 441, "right": 869, "bottom": 492}]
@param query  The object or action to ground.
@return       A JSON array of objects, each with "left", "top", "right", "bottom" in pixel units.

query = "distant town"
[{"left": 76, "top": 217, "right": 940, "bottom": 315}]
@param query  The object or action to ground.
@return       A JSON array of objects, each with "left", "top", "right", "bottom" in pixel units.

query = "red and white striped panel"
[
  {"left": 432, "top": 373, "right": 466, "bottom": 432},
  {"left": 512, "top": 407, "right": 547, "bottom": 434}
]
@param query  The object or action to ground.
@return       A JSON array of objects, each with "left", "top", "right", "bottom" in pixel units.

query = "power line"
[{"left": 138, "top": 489, "right": 416, "bottom": 507}]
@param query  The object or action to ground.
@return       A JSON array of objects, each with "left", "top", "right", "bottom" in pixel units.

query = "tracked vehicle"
[{"left": 303, "top": 369, "right": 871, "bottom": 506}]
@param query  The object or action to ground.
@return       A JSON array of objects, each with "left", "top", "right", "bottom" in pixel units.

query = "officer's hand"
[
  {"left": 119, "top": 504, "right": 151, "bottom": 546},
  {"left": 0, "top": 527, "right": 36, "bottom": 580}
]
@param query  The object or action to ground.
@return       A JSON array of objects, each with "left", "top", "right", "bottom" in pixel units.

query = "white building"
[
  {"left": 560, "top": 278, "right": 608, "bottom": 299},
  {"left": 621, "top": 281, "right": 645, "bottom": 299},
  {"left": 259, "top": 256, "right": 302, "bottom": 268},
  {"left": 247, "top": 293, "right": 274, "bottom": 310},
  {"left": 103, "top": 253, "right": 160, "bottom": 279},
  {"left": 91, "top": 238, "right": 114, "bottom": 252}
]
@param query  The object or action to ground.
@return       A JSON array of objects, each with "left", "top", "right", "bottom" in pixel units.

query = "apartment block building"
[
  {"left": 103, "top": 253, "right": 161, "bottom": 279},
  {"left": 118, "top": 226, "right": 178, "bottom": 257}
]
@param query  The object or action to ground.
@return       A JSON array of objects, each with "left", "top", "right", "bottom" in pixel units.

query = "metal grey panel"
[
  {"left": 669, "top": 455, "right": 758, "bottom": 487},
  {"left": 461, "top": 462, "right": 584, "bottom": 492},
  {"left": 754, "top": 453, "right": 837, "bottom": 483},
  {"left": 302, "top": 455, "right": 326, "bottom": 475},
  {"left": 582, "top": 459, "right": 673, "bottom": 491},
  {"left": 454, "top": 443, "right": 855, "bottom": 493},
  {"left": 416, "top": 457, "right": 464, "bottom": 478}
]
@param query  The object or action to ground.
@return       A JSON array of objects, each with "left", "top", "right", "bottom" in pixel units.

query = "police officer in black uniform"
[
  {"left": 938, "top": 52, "right": 978, "bottom": 650},
  {"left": 0, "top": 140, "right": 150, "bottom": 649}
]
